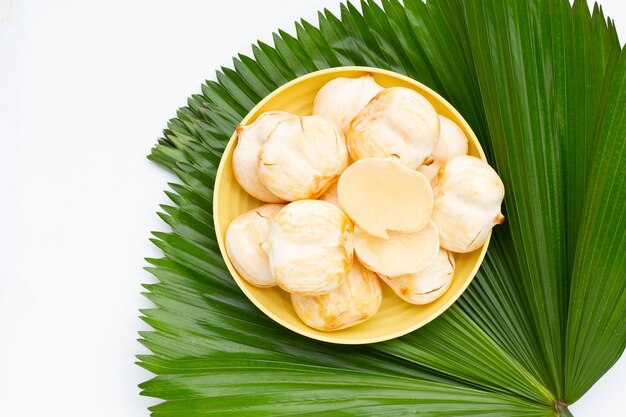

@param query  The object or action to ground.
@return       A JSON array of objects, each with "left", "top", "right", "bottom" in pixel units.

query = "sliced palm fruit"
[
  {"left": 338, "top": 157, "right": 433, "bottom": 239},
  {"left": 259, "top": 115, "right": 349, "bottom": 201},
  {"left": 433, "top": 155, "right": 505, "bottom": 253},
  {"left": 225, "top": 204, "right": 285, "bottom": 287},
  {"left": 291, "top": 259, "right": 382, "bottom": 331},
  {"left": 268, "top": 200, "right": 353, "bottom": 296},
  {"left": 232, "top": 111, "right": 294, "bottom": 202},
  {"left": 313, "top": 74, "right": 384, "bottom": 135},
  {"left": 379, "top": 249, "right": 455, "bottom": 305},
  {"left": 353, "top": 220, "right": 439, "bottom": 278},
  {"left": 348, "top": 87, "right": 439, "bottom": 169}
]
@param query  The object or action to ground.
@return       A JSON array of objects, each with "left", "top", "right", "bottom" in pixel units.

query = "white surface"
[{"left": 0, "top": 1, "right": 624, "bottom": 416}]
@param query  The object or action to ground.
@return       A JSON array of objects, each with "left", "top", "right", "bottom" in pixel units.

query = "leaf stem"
[{"left": 559, "top": 407, "right": 574, "bottom": 417}]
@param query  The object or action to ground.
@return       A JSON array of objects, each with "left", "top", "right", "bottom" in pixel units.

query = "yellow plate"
[{"left": 213, "top": 66, "right": 489, "bottom": 344}]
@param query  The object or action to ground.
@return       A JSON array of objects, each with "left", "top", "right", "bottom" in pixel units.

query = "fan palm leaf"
[{"left": 140, "top": 0, "right": 626, "bottom": 415}]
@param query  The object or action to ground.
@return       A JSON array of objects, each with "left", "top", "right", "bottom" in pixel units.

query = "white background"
[{"left": 1, "top": 1, "right": 624, "bottom": 415}]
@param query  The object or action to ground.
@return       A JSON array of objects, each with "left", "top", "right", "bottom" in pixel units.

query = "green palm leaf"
[
  {"left": 141, "top": 0, "right": 626, "bottom": 415},
  {"left": 565, "top": 48, "right": 626, "bottom": 403}
]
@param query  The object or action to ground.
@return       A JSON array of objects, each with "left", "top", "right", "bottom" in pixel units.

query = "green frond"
[{"left": 141, "top": 0, "right": 626, "bottom": 415}]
